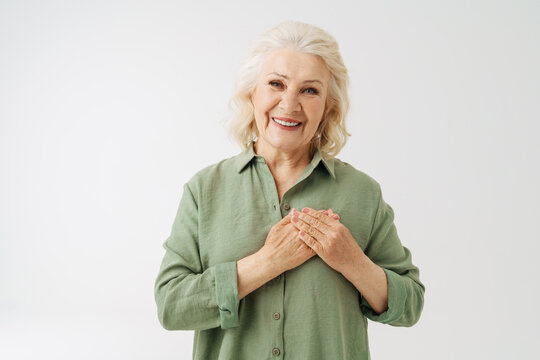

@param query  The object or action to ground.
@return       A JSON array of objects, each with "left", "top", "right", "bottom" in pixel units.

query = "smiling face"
[{"left": 250, "top": 48, "right": 331, "bottom": 157}]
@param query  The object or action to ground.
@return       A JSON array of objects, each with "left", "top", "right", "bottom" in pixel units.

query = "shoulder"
[
  {"left": 184, "top": 153, "right": 243, "bottom": 195},
  {"left": 331, "top": 157, "right": 382, "bottom": 194}
]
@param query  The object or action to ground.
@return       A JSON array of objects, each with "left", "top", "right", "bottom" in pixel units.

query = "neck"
[{"left": 253, "top": 141, "right": 312, "bottom": 173}]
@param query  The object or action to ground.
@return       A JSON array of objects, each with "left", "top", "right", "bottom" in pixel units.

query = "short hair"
[{"left": 227, "top": 20, "right": 351, "bottom": 159}]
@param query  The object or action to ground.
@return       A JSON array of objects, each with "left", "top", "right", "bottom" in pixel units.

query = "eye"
[
  {"left": 303, "top": 87, "right": 319, "bottom": 95},
  {"left": 268, "top": 80, "right": 283, "bottom": 88}
]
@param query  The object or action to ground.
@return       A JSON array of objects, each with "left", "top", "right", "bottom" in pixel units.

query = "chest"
[
  {"left": 195, "top": 164, "right": 376, "bottom": 270},
  {"left": 274, "top": 177, "right": 298, "bottom": 202}
]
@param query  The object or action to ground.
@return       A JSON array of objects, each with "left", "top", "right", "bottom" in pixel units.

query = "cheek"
[
  {"left": 254, "top": 90, "right": 278, "bottom": 114},
  {"left": 305, "top": 99, "right": 326, "bottom": 119}
]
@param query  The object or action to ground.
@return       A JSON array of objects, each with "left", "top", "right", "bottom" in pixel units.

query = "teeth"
[{"left": 273, "top": 118, "right": 301, "bottom": 127}]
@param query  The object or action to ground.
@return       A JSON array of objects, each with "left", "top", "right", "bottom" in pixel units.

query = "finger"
[
  {"left": 324, "top": 208, "right": 340, "bottom": 221},
  {"left": 298, "top": 230, "right": 321, "bottom": 253},
  {"left": 291, "top": 214, "right": 325, "bottom": 239},
  {"left": 276, "top": 210, "right": 295, "bottom": 227},
  {"left": 299, "top": 207, "right": 334, "bottom": 229},
  {"left": 293, "top": 207, "right": 338, "bottom": 228},
  {"left": 328, "top": 209, "right": 340, "bottom": 220},
  {"left": 311, "top": 207, "right": 339, "bottom": 224},
  {"left": 292, "top": 208, "right": 338, "bottom": 226}
]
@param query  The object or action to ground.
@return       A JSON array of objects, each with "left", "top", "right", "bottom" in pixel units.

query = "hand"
[
  {"left": 260, "top": 212, "right": 316, "bottom": 274},
  {"left": 290, "top": 207, "right": 365, "bottom": 275}
]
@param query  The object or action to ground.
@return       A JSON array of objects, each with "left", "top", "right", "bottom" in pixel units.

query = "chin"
[{"left": 270, "top": 139, "right": 309, "bottom": 153}]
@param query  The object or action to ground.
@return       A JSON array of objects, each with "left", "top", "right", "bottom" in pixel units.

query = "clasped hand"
[
  {"left": 290, "top": 207, "right": 365, "bottom": 275},
  {"left": 262, "top": 207, "right": 365, "bottom": 276}
]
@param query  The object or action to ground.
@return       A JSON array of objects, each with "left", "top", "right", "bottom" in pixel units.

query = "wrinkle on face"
[{"left": 250, "top": 49, "right": 330, "bottom": 158}]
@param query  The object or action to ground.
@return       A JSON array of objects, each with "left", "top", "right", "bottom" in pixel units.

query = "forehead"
[{"left": 260, "top": 49, "right": 330, "bottom": 83}]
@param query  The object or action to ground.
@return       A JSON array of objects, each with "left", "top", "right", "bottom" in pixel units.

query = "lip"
[
  {"left": 273, "top": 117, "right": 301, "bottom": 124},
  {"left": 271, "top": 117, "right": 303, "bottom": 131}
]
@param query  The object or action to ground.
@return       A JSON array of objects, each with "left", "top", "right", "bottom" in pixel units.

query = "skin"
[
  {"left": 236, "top": 49, "right": 389, "bottom": 314},
  {"left": 250, "top": 48, "right": 331, "bottom": 202},
  {"left": 251, "top": 48, "right": 329, "bottom": 165},
  {"left": 290, "top": 207, "right": 389, "bottom": 314}
]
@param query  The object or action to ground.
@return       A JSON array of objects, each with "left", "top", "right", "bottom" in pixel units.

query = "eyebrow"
[{"left": 267, "top": 72, "right": 324, "bottom": 87}]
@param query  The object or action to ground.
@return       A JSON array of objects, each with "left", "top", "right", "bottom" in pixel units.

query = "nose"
[{"left": 278, "top": 90, "right": 301, "bottom": 113}]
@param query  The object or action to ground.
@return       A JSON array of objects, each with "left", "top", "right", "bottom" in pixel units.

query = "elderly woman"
[{"left": 154, "top": 21, "right": 424, "bottom": 359}]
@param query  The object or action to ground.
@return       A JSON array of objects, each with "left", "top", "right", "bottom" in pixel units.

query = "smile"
[{"left": 272, "top": 117, "right": 302, "bottom": 127}]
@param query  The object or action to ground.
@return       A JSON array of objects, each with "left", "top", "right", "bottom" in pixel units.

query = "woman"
[{"left": 154, "top": 21, "right": 424, "bottom": 359}]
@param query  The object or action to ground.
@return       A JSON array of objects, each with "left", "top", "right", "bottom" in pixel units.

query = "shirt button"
[
  {"left": 272, "top": 348, "right": 281, "bottom": 356},
  {"left": 273, "top": 312, "right": 280, "bottom": 320},
  {"left": 283, "top": 203, "right": 290, "bottom": 211}
]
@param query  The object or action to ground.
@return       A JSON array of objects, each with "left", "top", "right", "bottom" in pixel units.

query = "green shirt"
[{"left": 154, "top": 143, "right": 425, "bottom": 359}]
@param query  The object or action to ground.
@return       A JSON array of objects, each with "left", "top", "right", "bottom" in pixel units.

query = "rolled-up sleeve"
[
  {"left": 214, "top": 261, "right": 240, "bottom": 328},
  {"left": 360, "top": 186, "right": 425, "bottom": 327},
  {"left": 154, "top": 183, "right": 240, "bottom": 331}
]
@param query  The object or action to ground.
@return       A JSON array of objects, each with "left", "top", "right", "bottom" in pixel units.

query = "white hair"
[{"left": 227, "top": 20, "right": 351, "bottom": 158}]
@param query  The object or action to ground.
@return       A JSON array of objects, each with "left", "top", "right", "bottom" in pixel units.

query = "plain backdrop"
[{"left": 1, "top": 0, "right": 539, "bottom": 359}]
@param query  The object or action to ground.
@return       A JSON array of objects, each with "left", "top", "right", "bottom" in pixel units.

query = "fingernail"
[
  {"left": 322, "top": 210, "right": 329, "bottom": 215},
  {"left": 302, "top": 207, "right": 310, "bottom": 213},
  {"left": 292, "top": 216, "right": 299, "bottom": 223},
  {"left": 291, "top": 208, "right": 297, "bottom": 214},
  {"left": 332, "top": 214, "right": 340, "bottom": 220}
]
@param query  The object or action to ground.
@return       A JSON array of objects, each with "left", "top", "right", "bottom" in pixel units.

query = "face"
[{"left": 250, "top": 48, "right": 331, "bottom": 156}]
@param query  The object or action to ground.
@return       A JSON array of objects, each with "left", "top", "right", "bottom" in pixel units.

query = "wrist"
[
  {"left": 256, "top": 246, "right": 283, "bottom": 279},
  {"left": 341, "top": 248, "right": 371, "bottom": 282},
  {"left": 237, "top": 247, "right": 281, "bottom": 300}
]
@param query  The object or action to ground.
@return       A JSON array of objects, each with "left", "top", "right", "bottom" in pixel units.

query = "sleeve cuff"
[
  {"left": 360, "top": 268, "right": 407, "bottom": 324},
  {"left": 214, "top": 261, "right": 240, "bottom": 329}
]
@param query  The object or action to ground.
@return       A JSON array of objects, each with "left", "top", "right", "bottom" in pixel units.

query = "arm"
[
  {"left": 236, "top": 248, "right": 281, "bottom": 300},
  {"left": 292, "top": 208, "right": 390, "bottom": 314},
  {"left": 357, "top": 186, "right": 425, "bottom": 327},
  {"left": 291, "top": 188, "right": 425, "bottom": 327},
  {"left": 340, "top": 250, "right": 389, "bottom": 315},
  {"left": 237, "top": 213, "right": 315, "bottom": 300},
  {"left": 154, "top": 183, "right": 240, "bottom": 331}
]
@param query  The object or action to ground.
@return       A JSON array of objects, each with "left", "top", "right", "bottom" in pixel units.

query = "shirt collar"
[{"left": 235, "top": 142, "right": 336, "bottom": 179}]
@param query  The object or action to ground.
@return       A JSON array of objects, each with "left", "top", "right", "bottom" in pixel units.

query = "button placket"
[{"left": 270, "top": 266, "right": 285, "bottom": 358}]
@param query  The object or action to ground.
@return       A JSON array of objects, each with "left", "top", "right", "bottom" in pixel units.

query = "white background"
[{"left": 1, "top": 0, "right": 539, "bottom": 359}]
